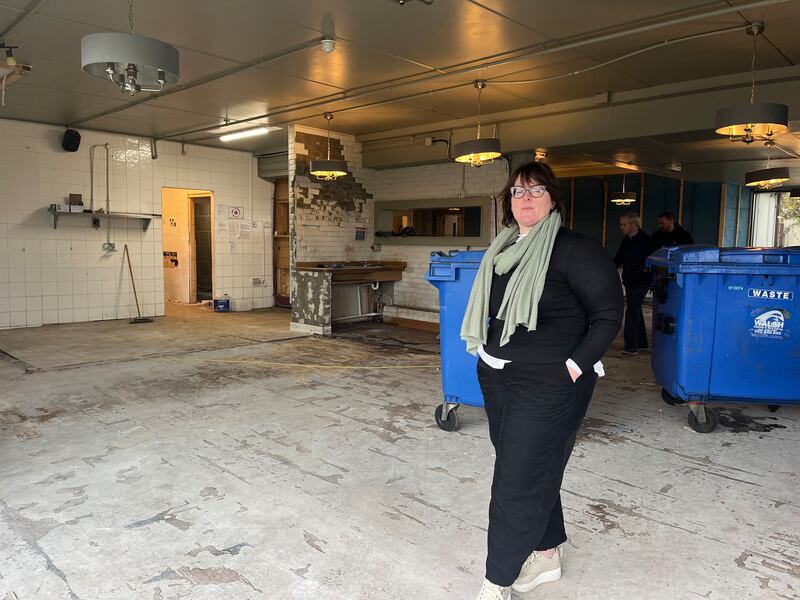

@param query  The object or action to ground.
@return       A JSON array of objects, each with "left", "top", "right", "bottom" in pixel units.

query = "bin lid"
[
  {"left": 425, "top": 249, "right": 486, "bottom": 283},
  {"left": 647, "top": 245, "right": 800, "bottom": 274},
  {"left": 428, "top": 249, "right": 486, "bottom": 264}
]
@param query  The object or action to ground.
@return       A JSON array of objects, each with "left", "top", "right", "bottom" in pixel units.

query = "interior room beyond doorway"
[{"left": 162, "top": 188, "right": 214, "bottom": 305}]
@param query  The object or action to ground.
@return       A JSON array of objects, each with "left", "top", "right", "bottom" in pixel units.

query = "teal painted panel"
[
  {"left": 572, "top": 177, "right": 604, "bottom": 244},
  {"left": 683, "top": 182, "right": 721, "bottom": 245},
  {"left": 722, "top": 184, "right": 739, "bottom": 247},
  {"left": 643, "top": 174, "right": 681, "bottom": 234},
  {"left": 605, "top": 174, "right": 640, "bottom": 256},
  {"left": 737, "top": 190, "right": 751, "bottom": 245}
]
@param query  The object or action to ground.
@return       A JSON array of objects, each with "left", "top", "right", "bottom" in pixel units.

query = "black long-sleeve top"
[
  {"left": 613, "top": 230, "right": 656, "bottom": 286},
  {"left": 482, "top": 227, "right": 624, "bottom": 374},
  {"left": 651, "top": 224, "right": 694, "bottom": 248}
]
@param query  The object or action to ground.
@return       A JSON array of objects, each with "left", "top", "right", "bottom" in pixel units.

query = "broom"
[{"left": 123, "top": 244, "right": 153, "bottom": 324}]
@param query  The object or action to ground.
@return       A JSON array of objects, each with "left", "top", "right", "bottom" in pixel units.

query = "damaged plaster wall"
[
  {"left": 286, "top": 123, "right": 506, "bottom": 330},
  {"left": 290, "top": 125, "right": 374, "bottom": 264},
  {"left": 290, "top": 270, "right": 332, "bottom": 335},
  {"left": 288, "top": 124, "right": 375, "bottom": 331}
]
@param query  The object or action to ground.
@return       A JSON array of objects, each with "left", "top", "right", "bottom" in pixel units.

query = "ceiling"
[{"left": 1, "top": 0, "right": 799, "bottom": 182}]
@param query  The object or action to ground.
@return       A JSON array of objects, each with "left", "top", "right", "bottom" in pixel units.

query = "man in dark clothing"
[
  {"left": 614, "top": 211, "right": 656, "bottom": 355},
  {"left": 651, "top": 211, "right": 694, "bottom": 247}
]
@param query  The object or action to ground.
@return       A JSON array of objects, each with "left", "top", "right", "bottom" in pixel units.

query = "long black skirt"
[{"left": 477, "top": 359, "right": 597, "bottom": 586}]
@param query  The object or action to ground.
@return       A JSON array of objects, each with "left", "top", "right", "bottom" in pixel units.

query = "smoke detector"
[{"left": 0, "top": 44, "right": 33, "bottom": 106}]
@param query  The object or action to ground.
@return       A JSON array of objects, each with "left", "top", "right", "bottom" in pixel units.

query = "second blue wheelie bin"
[
  {"left": 647, "top": 245, "right": 800, "bottom": 432},
  {"left": 425, "top": 250, "right": 486, "bottom": 431}
]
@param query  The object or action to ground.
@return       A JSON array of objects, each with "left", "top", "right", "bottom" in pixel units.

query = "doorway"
[
  {"left": 273, "top": 177, "right": 290, "bottom": 307},
  {"left": 191, "top": 196, "right": 213, "bottom": 301},
  {"left": 162, "top": 188, "right": 214, "bottom": 305},
  {"left": 751, "top": 192, "right": 778, "bottom": 247}
]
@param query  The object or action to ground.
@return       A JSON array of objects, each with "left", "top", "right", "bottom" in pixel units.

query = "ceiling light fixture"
[
  {"left": 453, "top": 80, "right": 502, "bottom": 167},
  {"left": 609, "top": 176, "right": 637, "bottom": 206},
  {"left": 309, "top": 112, "right": 348, "bottom": 181},
  {"left": 714, "top": 21, "right": 789, "bottom": 144},
  {"left": 745, "top": 140, "right": 790, "bottom": 189},
  {"left": 219, "top": 126, "right": 278, "bottom": 142},
  {"left": 81, "top": 0, "right": 179, "bottom": 96},
  {"left": 0, "top": 43, "right": 32, "bottom": 106}
]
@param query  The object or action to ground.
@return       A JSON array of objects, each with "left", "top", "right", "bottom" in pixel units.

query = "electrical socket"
[
  {"left": 251, "top": 277, "right": 264, "bottom": 286},
  {"left": 102, "top": 242, "right": 116, "bottom": 252}
]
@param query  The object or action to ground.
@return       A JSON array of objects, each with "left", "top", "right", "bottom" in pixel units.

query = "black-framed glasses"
[{"left": 510, "top": 184, "right": 547, "bottom": 199}]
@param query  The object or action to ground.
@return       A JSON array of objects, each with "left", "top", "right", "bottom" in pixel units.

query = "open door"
[{"left": 192, "top": 196, "right": 213, "bottom": 302}]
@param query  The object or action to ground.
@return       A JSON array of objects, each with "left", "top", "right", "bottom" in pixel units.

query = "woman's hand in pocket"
[{"left": 566, "top": 363, "right": 581, "bottom": 383}]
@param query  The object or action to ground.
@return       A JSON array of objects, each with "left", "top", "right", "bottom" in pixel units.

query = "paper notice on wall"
[
  {"left": 238, "top": 222, "right": 252, "bottom": 240},
  {"left": 228, "top": 221, "right": 240, "bottom": 238},
  {"left": 229, "top": 240, "right": 238, "bottom": 253},
  {"left": 216, "top": 203, "right": 229, "bottom": 233}
]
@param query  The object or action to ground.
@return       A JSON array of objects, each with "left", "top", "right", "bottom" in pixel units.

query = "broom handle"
[{"left": 123, "top": 244, "right": 143, "bottom": 318}]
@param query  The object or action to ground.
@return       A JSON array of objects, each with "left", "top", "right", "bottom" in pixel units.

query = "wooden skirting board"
[{"left": 383, "top": 316, "right": 440, "bottom": 333}]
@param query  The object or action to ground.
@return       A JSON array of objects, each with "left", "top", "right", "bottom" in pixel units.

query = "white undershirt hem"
[{"left": 478, "top": 346, "right": 605, "bottom": 377}]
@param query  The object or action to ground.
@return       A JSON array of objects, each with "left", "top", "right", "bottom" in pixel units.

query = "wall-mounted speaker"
[{"left": 61, "top": 129, "right": 81, "bottom": 152}]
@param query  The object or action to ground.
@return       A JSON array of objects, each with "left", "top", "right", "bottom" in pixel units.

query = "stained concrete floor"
[
  {"left": 0, "top": 304, "right": 306, "bottom": 372},
  {"left": 0, "top": 313, "right": 798, "bottom": 600}
]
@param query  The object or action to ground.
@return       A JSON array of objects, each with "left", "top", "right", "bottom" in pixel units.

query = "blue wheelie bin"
[
  {"left": 647, "top": 245, "right": 800, "bottom": 432},
  {"left": 425, "top": 250, "right": 486, "bottom": 431}
]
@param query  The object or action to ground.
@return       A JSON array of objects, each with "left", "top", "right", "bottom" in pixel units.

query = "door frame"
[{"left": 187, "top": 192, "right": 214, "bottom": 304}]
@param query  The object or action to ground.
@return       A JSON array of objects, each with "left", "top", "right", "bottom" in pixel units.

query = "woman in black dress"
[{"left": 461, "top": 161, "right": 623, "bottom": 599}]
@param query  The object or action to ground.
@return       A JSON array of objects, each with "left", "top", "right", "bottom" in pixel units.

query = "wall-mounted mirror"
[{"left": 374, "top": 196, "right": 492, "bottom": 246}]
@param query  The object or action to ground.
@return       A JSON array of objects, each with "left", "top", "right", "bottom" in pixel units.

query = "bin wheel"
[
  {"left": 767, "top": 405, "right": 780, "bottom": 413},
  {"left": 435, "top": 404, "right": 459, "bottom": 432},
  {"left": 687, "top": 407, "right": 718, "bottom": 433},
  {"left": 661, "top": 388, "right": 684, "bottom": 406}
]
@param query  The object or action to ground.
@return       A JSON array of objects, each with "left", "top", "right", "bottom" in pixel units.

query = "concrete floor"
[
  {"left": 0, "top": 311, "right": 798, "bottom": 600},
  {"left": 0, "top": 304, "right": 306, "bottom": 372}
]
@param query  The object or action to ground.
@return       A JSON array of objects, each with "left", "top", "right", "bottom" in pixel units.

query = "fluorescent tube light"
[{"left": 219, "top": 127, "right": 276, "bottom": 142}]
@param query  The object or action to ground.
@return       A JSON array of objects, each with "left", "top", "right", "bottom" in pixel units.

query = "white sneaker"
[
  {"left": 477, "top": 578, "right": 511, "bottom": 600},
  {"left": 511, "top": 547, "right": 562, "bottom": 593}
]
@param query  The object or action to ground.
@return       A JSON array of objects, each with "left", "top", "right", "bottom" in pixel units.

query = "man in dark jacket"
[
  {"left": 652, "top": 211, "right": 694, "bottom": 247},
  {"left": 614, "top": 212, "right": 656, "bottom": 355}
]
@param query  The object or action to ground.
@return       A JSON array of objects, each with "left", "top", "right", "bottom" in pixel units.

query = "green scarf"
[{"left": 460, "top": 210, "right": 561, "bottom": 355}]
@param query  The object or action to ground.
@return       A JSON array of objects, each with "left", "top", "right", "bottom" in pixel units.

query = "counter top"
[{"left": 295, "top": 261, "right": 406, "bottom": 283}]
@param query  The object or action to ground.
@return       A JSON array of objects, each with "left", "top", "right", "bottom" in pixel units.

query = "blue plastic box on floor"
[{"left": 213, "top": 294, "right": 230, "bottom": 312}]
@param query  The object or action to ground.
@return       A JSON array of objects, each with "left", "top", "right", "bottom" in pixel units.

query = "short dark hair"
[
  {"left": 500, "top": 161, "right": 565, "bottom": 227},
  {"left": 658, "top": 211, "right": 676, "bottom": 221}
]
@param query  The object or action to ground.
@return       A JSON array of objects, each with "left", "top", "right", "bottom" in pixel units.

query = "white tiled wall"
[
  {"left": 372, "top": 161, "right": 508, "bottom": 320},
  {"left": 0, "top": 118, "right": 273, "bottom": 330}
]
